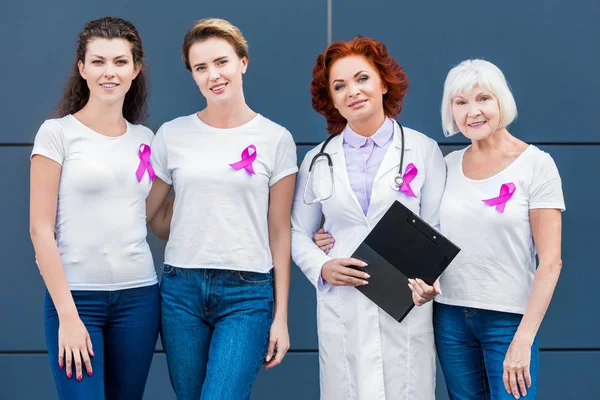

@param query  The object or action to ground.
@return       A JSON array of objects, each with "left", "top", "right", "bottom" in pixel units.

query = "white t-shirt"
[
  {"left": 31, "top": 115, "right": 157, "bottom": 291},
  {"left": 151, "top": 113, "right": 298, "bottom": 272},
  {"left": 436, "top": 145, "right": 565, "bottom": 314}
]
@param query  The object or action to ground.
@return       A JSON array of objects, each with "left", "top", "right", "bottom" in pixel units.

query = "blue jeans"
[
  {"left": 433, "top": 302, "right": 539, "bottom": 400},
  {"left": 44, "top": 284, "right": 160, "bottom": 400},
  {"left": 160, "top": 265, "right": 274, "bottom": 400}
]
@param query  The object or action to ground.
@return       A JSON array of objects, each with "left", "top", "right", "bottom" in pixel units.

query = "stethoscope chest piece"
[{"left": 391, "top": 175, "right": 404, "bottom": 190}]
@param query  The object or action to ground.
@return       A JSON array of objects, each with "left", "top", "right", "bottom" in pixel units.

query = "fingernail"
[
  {"left": 362, "top": 262, "right": 368, "bottom": 267},
  {"left": 59, "top": 364, "right": 63, "bottom": 370},
  {"left": 363, "top": 281, "right": 369, "bottom": 285},
  {"left": 325, "top": 250, "right": 329, "bottom": 254},
  {"left": 408, "top": 278, "right": 415, "bottom": 283},
  {"left": 330, "top": 238, "right": 334, "bottom": 243},
  {"left": 88, "top": 371, "right": 93, "bottom": 377},
  {"left": 67, "top": 372, "right": 72, "bottom": 379},
  {"left": 265, "top": 354, "right": 272, "bottom": 362},
  {"left": 327, "top": 234, "right": 332, "bottom": 238},
  {"left": 364, "top": 274, "right": 370, "bottom": 278},
  {"left": 77, "top": 375, "right": 82, "bottom": 382},
  {"left": 91, "top": 350, "right": 95, "bottom": 357}
]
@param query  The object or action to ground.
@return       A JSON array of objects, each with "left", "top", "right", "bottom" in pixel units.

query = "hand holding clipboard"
[{"left": 322, "top": 200, "right": 460, "bottom": 323}]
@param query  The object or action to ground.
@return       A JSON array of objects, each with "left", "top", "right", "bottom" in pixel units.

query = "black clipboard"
[{"left": 350, "top": 200, "right": 460, "bottom": 322}]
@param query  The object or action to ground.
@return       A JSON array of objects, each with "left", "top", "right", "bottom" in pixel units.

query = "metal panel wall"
[{"left": 1, "top": 0, "right": 598, "bottom": 398}]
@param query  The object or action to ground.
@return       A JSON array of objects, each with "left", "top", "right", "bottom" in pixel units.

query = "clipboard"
[{"left": 350, "top": 200, "right": 460, "bottom": 322}]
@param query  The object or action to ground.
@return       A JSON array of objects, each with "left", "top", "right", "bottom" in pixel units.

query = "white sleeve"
[
  {"left": 529, "top": 152, "right": 565, "bottom": 211},
  {"left": 419, "top": 141, "right": 447, "bottom": 231},
  {"left": 150, "top": 125, "right": 172, "bottom": 185},
  {"left": 31, "top": 120, "right": 65, "bottom": 165},
  {"left": 269, "top": 128, "right": 298, "bottom": 186},
  {"left": 291, "top": 150, "right": 333, "bottom": 292}
]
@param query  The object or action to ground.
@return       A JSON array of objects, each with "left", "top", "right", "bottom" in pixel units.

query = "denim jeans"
[
  {"left": 44, "top": 284, "right": 160, "bottom": 400},
  {"left": 160, "top": 265, "right": 274, "bottom": 400},
  {"left": 433, "top": 302, "right": 539, "bottom": 400}
]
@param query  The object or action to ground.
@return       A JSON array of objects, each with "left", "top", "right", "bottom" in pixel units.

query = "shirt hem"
[
  {"left": 162, "top": 263, "right": 273, "bottom": 274},
  {"left": 269, "top": 167, "right": 298, "bottom": 187},
  {"left": 529, "top": 203, "right": 565, "bottom": 211},
  {"left": 434, "top": 297, "right": 525, "bottom": 315},
  {"left": 153, "top": 169, "right": 172, "bottom": 185},
  {"left": 67, "top": 277, "right": 158, "bottom": 291},
  {"left": 31, "top": 148, "right": 63, "bottom": 165}
]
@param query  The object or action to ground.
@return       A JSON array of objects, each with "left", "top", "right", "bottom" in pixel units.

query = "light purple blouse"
[{"left": 342, "top": 118, "right": 394, "bottom": 215}]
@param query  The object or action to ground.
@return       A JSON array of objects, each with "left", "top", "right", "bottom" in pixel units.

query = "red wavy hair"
[{"left": 310, "top": 37, "right": 410, "bottom": 135}]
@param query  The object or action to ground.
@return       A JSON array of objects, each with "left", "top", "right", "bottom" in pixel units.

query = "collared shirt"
[{"left": 342, "top": 118, "right": 394, "bottom": 215}]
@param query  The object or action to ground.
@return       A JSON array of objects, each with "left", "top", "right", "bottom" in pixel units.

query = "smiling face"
[
  {"left": 78, "top": 38, "right": 140, "bottom": 106},
  {"left": 451, "top": 85, "right": 501, "bottom": 140},
  {"left": 187, "top": 37, "right": 247, "bottom": 105},
  {"left": 328, "top": 55, "right": 388, "bottom": 127}
]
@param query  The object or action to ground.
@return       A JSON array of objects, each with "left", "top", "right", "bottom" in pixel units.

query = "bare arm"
[
  {"left": 516, "top": 208, "right": 563, "bottom": 342},
  {"left": 503, "top": 208, "right": 563, "bottom": 398},
  {"left": 263, "top": 173, "right": 295, "bottom": 369},
  {"left": 30, "top": 155, "right": 93, "bottom": 380},
  {"left": 30, "top": 156, "right": 75, "bottom": 319},
  {"left": 146, "top": 178, "right": 172, "bottom": 239},
  {"left": 148, "top": 193, "right": 174, "bottom": 240}
]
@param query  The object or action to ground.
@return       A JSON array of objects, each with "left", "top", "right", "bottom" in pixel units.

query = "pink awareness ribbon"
[
  {"left": 135, "top": 143, "right": 155, "bottom": 183},
  {"left": 229, "top": 144, "right": 257, "bottom": 175},
  {"left": 482, "top": 182, "right": 516, "bottom": 213},
  {"left": 398, "top": 163, "right": 418, "bottom": 198}
]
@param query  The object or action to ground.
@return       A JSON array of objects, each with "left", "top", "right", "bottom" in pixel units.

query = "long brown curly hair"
[
  {"left": 56, "top": 17, "right": 148, "bottom": 124},
  {"left": 310, "top": 36, "right": 410, "bottom": 135}
]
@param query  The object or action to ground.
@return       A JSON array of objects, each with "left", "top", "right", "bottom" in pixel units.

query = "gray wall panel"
[
  {"left": 1, "top": 0, "right": 327, "bottom": 144},
  {"left": 0, "top": 147, "right": 47, "bottom": 351},
  {"left": 436, "top": 352, "right": 600, "bottom": 400},
  {"left": 2, "top": 0, "right": 599, "bottom": 398},
  {"left": 534, "top": 145, "right": 600, "bottom": 349},
  {"left": 0, "top": 353, "right": 320, "bottom": 400},
  {"left": 538, "top": 352, "right": 600, "bottom": 398},
  {"left": 332, "top": 0, "right": 600, "bottom": 144},
  {"left": 3, "top": 352, "right": 598, "bottom": 399}
]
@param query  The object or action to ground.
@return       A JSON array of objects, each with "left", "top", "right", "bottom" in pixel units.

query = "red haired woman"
[{"left": 291, "top": 37, "right": 445, "bottom": 399}]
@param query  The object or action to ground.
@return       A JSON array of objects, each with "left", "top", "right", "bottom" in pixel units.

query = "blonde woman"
[{"left": 145, "top": 19, "right": 297, "bottom": 399}]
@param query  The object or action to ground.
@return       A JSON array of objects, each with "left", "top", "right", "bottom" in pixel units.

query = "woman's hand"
[
  {"left": 503, "top": 339, "right": 533, "bottom": 399},
  {"left": 58, "top": 314, "right": 94, "bottom": 380},
  {"left": 321, "top": 258, "right": 369, "bottom": 286},
  {"left": 264, "top": 317, "right": 290, "bottom": 370},
  {"left": 313, "top": 228, "right": 334, "bottom": 254},
  {"left": 408, "top": 278, "right": 441, "bottom": 306}
]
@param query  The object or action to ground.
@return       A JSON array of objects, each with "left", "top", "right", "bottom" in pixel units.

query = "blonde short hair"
[
  {"left": 182, "top": 18, "right": 249, "bottom": 71},
  {"left": 441, "top": 59, "right": 518, "bottom": 137}
]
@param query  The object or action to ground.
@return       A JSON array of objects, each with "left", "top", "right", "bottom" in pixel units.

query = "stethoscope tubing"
[{"left": 303, "top": 121, "right": 405, "bottom": 205}]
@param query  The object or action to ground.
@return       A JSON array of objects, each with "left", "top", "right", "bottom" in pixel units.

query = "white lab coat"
[{"left": 291, "top": 121, "right": 446, "bottom": 400}]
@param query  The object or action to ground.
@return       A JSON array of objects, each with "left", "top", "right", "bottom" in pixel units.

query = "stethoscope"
[{"left": 303, "top": 121, "right": 406, "bottom": 205}]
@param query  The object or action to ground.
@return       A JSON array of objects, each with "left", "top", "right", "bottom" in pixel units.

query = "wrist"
[
  {"left": 320, "top": 260, "right": 330, "bottom": 280},
  {"left": 273, "top": 310, "right": 288, "bottom": 323},
  {"left": 513, "top": 330, "right": 535, "bottom": 346},
  {"left": 57, "top": 307, "right": 79, "bottom": 321}
]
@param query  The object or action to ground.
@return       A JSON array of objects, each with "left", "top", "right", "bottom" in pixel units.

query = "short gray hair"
[{"left": 441, "top": 59, "right": 518, "bottom": 137}]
